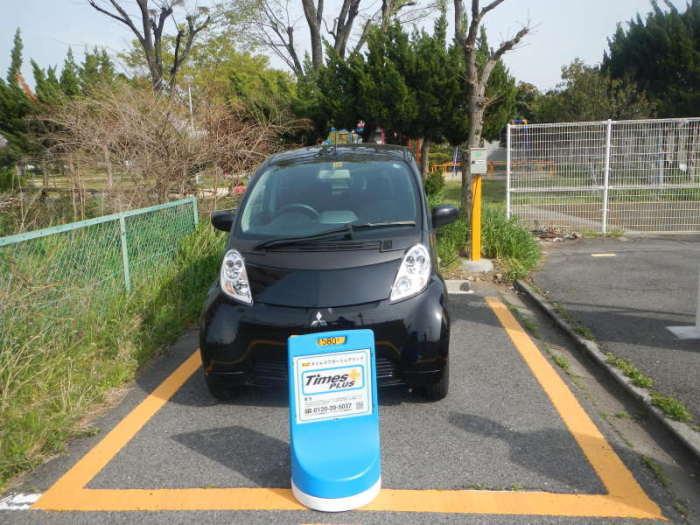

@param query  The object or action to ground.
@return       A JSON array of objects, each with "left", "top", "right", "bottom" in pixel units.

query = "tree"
[
  {"left": 453, "top": 0, "right": 529, "bottom": 213},
  {"left": 513, "top": 81, "right": 539, "bottom": 122},
  {"left": 120, "top": 24, "right": 296, "bottom": 120},
  {"left": 309, "top": 10, "right": 515, "bottom": 164},
  {"left": 253, "top": 0, "right": 427, "bottom": 78},
  {"left": 80, "top": 48, "right": 117, "bottom": 92},
  {"left": 88, "top": 0, "right": 211, "bottom": 91},
  {"left": 59, "top": 48, "right": 81, "bottom": 97},
  {"left": 7, "top": 29, "right": 23, "bottom": 84},
  {"left": 603, "top": 0, "right": 700, "bottom": 117},
  {"left": 476, "top": 27, "right": 517, "bottom": 141},
  {"left": 32, "top": 62, "right": 64, "bottom": 105},
  {"left": 0, "top": 29, "right": 33, "bottom": 169},
  {"left": 253, "top": 0, "right": 361, "bottom": 76},
  {"left": 535, "top": 59, "right": 654, "bottom": 122}
]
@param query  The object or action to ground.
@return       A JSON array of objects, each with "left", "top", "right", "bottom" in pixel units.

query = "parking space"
[
  {"left": 4, "top": 293, "right": 669, "bottom": 523},
  {"left": 533, "top": 235, "right": 700, "bottom": 422}
]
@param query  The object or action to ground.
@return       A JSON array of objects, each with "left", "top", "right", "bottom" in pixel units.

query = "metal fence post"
[
  {"left": 190, "top": 195, "right": 199, "bottom": 228},
  {"left": 506, "top": 124, "right": 512, "bottom": 219},
  {"left": 601, "top": 119, "right": 613, "bottom": 235},
  {"left": 118, "top": 214, "right": 131, "bottom": 292}
]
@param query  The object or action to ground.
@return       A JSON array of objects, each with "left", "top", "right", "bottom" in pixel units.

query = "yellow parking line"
[
  {"left": 33, "top": 298, "right": 664, "bottom": 519},
  {"left": 485, "top": 297, "right": 661, "bottom": 517}
]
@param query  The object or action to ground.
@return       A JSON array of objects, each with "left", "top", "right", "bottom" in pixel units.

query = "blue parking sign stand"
[{"left": 288, "top": 329, "right": 381, "bottom": 512}]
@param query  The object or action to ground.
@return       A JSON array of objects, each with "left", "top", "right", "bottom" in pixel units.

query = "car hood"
[{"left": 244, "top": 256, "right": 402, "bottom": 308}]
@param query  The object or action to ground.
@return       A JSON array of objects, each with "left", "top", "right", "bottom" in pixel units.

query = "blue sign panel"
[{"left": 288, "top": 329, "right": 381, "bottom": 512}]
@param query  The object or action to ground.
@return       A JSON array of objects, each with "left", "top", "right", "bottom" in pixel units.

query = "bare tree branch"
[
  {"left": 88, "top": 0, "right": 210, "bottom": 91},
  {"left": 452, "top": 0, "right": 531, "bottom": 216},
  {"left": 479, "top": 0, "right": 505, "bottom": 17}
]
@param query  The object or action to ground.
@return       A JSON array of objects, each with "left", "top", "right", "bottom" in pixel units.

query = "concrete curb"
[{"left": 515, "top": 279, "right": 700, "bottom": 463}]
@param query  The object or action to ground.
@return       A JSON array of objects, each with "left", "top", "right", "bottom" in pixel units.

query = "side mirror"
[
  {"left": 431, "top": 204, "right": 459, "bottom": 228},
  {"left": 211, "top": 209, "right": 236, "bottom": 232}
]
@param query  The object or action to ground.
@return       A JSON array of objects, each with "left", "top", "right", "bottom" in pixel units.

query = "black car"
[{"left": 199, "top": 145, "right": 459, "bottom": 401}]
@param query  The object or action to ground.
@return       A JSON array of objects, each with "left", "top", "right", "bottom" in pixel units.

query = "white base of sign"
[{"left": 291, "top": 478, "right": 381, "bottom": 512}]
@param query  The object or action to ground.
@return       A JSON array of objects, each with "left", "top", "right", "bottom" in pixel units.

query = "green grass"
[
  {"left": 433, "top": 183, "right": 540, "bottom": 280},
  {"left": 481, "top": 204, "right": 541, "bottom": 280},
  {"left": 605, "top": 353, "right": 654, "bottom": 389},
  {"left": 550, "top": 302, "right": 595, "bottom": 340},
  {"left": 641, "top": 456, "right": 670, "bottom": 489},
  {"left": 603, "top": 353, "right": 694, "bottom": 424},
  {"left": 613, "top": 411, "right": 631, "bottom": 420},
  {"left": 649, "top": 392, "right": 693, "bottom": 423},
  {"left": 573, "top": 325, "right": 595, "bottom": 340},
  {"left": 552, "top": 353, "right": 571, "bottom": 372},
  {"left": 506, "top": 304, "right": 540, "bottom": 338},
  {"left": 0, "top": 224, "right": 224, "bottom": 489}
]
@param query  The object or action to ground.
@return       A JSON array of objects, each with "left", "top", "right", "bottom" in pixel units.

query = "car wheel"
[
  {"left": 205, "top": 374, "right": 241, "bottom": 401},
  {"left": 421, "top": 360, "right": 449, "bottom": 401}
]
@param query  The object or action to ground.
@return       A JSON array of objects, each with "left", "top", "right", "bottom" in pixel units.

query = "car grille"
[{"left": 252, "top": 354, "right": 402, "bottom": 386}]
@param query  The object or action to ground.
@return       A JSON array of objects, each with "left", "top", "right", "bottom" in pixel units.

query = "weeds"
[
  {"left": 435, "top": 215, "right": 469, "bottom": 269},
  {"left": 605, "top": 353, "right": 654, "bottom": 389},
  {"left": 0, "top": 225, "right": 224, "bottom": 489},
  {"left": 481, "top": 204, "right": 541, "bottom": 280},
  {"left": 649, "top": 392, "right": 693, "bottom": 423},
  {"left": 552, "top": 302, "right": 594, "bottom": 340},
  {"left": 506, "top": 304, "right": 540, "bottom": 338},
  {"left": 604, "top": 354, "right": 694, "bottom": 423},
  {"left": 641, "top": 456, "right": 670, "bottom": 488},
  {"left": 552, "top": 353, "right": 571, "bottom": 372}
]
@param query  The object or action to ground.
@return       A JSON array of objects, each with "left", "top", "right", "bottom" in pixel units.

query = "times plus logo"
[{"left": 303, "top": 367, "right": 362, "bottom": 393}]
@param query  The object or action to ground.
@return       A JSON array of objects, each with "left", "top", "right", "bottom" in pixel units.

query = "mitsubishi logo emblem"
[{"left": 310, "top": 311, "right": 327, "bottom": 327}]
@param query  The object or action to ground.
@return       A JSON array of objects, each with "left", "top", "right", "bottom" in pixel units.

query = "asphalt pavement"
[
  {"left": 0, "top": 289, "right": 686, "bottom": 523},
  {"left": 532, "top": 235, "right": 700, "bottom": 423}
]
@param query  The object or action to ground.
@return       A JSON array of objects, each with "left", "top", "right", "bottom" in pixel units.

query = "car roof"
[{"left": 265, "top": 144, "right": 413, "bottom": 167}]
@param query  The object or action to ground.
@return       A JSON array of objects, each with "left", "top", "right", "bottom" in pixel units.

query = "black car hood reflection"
[{"left": 246, "top": 258, "right": 401, "bottom": 308}]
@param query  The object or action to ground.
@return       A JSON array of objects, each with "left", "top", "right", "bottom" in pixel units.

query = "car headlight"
[
  {"left": 220, "top": 249, "right": 253, "bottom": 304},
  {"left": 390, "top": 244, "right": 431, "bottom": 302}
]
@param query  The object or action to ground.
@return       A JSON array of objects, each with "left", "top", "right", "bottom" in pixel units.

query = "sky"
[{"left": 0, "top": 0, "right": 688, "bottom": 91}]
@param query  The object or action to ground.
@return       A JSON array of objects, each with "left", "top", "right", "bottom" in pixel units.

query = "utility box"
[{"left": 288, "top": 329, "right": 381, "bottom": 512}]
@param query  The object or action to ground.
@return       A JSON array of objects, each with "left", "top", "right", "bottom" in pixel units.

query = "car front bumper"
[{"left": 199, "top": 276, "right": 450, "bottom": 388}]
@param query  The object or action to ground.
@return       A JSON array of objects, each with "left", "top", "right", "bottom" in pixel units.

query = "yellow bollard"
[{"left": 470, "top": 174, "right": 482, "bottom": 261}]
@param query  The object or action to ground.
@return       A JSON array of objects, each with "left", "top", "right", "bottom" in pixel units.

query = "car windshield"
[{"left": 238, "top": 159, "right": 420, "bottom": 239}]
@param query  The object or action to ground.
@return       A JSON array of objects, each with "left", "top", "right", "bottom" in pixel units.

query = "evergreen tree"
[
  {"left": 603, "top": 0, "right": 700, "bottom": 117},
  {"left": 535, "top": 59, "right": 653, "bottom": 122},
  {"left": 32, "top": 61, "right": 64, "bottom": 105},
  {"left": 59, "top": 48, "right": 81, "bottom": 98},
  {"left": 78, "top": 48, "right": 117, "bottom": 93},
  {"left": 0, "top": 28, "right": 33, "bottom": 168},
  {"left": 7, "top": 28, "right": 23, "bottom": 84},
  {"left": 80, "top": 49, "right": 101, "bottom": 92}
]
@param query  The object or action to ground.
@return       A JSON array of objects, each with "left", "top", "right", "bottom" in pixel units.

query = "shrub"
[
  {"left": 0, "top": 166, "right": 15, "bottom": 192},
  {"left": 481, "top": 204, "right": 541, "bottom": 280},
  {"left": 436, "top": 215, "right": 468, "bottom": 269},
  {"left": 424, "top": 171, "right": 445, "bottom": 196}
]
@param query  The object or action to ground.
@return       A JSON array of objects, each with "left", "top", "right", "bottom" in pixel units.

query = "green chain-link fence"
[{"left": 0, "top": 197, "right": 199, "bottom": 348}]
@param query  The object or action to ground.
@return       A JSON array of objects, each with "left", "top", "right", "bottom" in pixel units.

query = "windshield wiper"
[
  {"left": 351, "top": 221, "right": 416, "bottom": 230},
  {"left": 254, "top": 221, "right": 416, "bottom": 250},
  {"left": 254, "top": 224, "right": 353, "bottom": 250}
]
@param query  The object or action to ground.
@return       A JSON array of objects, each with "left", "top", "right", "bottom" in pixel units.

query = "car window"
[{"left": 239, "top": 160, "right": 420, "bottom": 239}]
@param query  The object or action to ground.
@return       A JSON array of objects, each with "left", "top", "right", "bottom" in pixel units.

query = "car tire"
[
  {"left": 205, "top": 374, "right": 241, "bottom": 401},
  {"left": 421, "top": 360, "right": 449, "bottom": 401}
]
